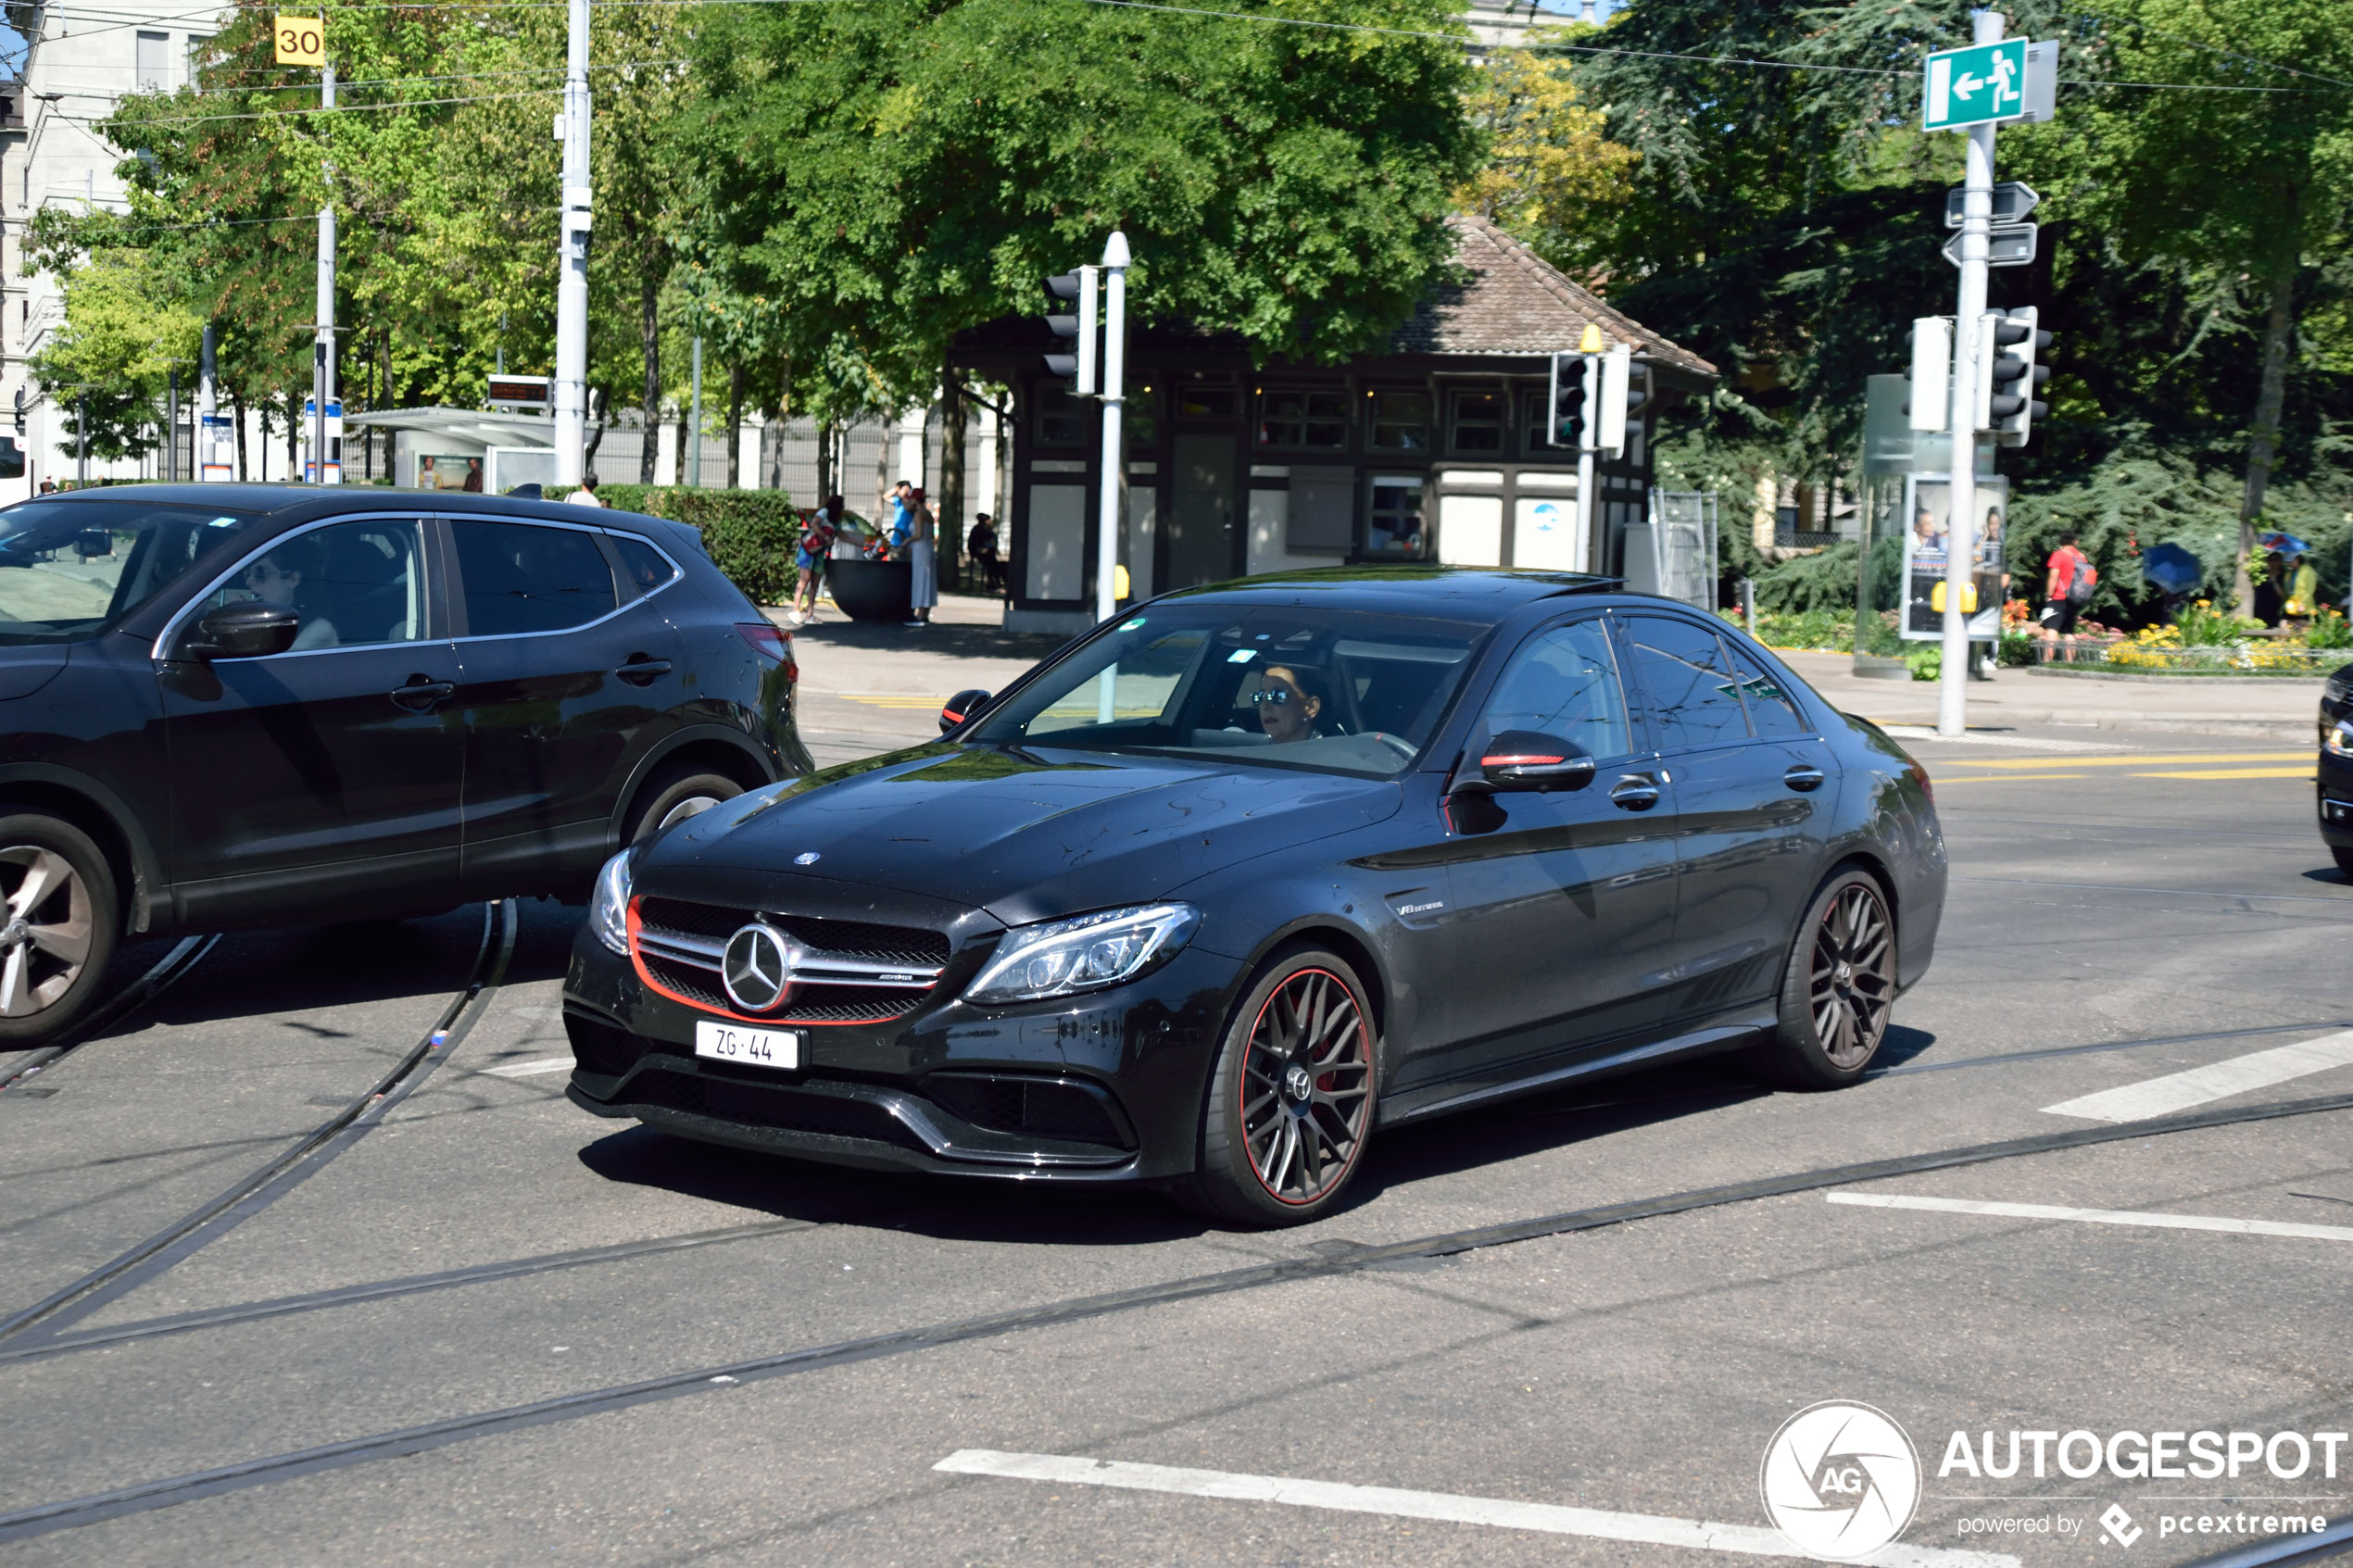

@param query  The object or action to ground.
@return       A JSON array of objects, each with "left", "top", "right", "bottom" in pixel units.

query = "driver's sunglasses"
[{"left": 1248, "top": 687, "right": 1294, "bottom": 707}]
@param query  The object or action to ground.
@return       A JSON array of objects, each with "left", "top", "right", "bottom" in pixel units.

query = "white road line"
[
  {"left": 481, "top": 1056, "right": 575, "bottom": 1078},
  {"left": 1876, "top": 726, "right": 2130, "bottom": 753},
  {"left": 2039, "top": 1030, "right": 2353, "bottom": 1122},
  {"left": 1827, "top": 1192, "right": 2353, "bottom": 1244},
  {"left": 932, "top": 1450, "right": 2020, "bottom": 1568}
]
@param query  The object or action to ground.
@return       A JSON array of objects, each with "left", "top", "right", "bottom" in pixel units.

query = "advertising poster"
[
  {"left": 419, "top": 454, "right": 485, "bottom": 493},
  {"left": 1901, "top": 472, "right": 2007, "bottom": 641}
]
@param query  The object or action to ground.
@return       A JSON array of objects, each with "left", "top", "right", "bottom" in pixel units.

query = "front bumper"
[{"left": 561, "top": 925, "right": 1239, "bottom": 1183}]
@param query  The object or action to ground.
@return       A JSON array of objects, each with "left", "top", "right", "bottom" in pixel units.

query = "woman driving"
[{"left": 1251, "top": 665, "right": 1326, "bottom": 745}]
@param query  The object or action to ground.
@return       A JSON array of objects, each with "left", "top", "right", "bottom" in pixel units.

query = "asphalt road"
[{"left": 2, "top": 712, "right": 2347, "bottom": 1568}]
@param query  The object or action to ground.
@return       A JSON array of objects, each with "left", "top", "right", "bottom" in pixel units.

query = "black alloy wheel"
[
  {"left": 1182, "top": 948, "right": 1377, "bottom": 1226},
  {"left": 1750, "top": 869, "right": 1896, "bottom": 1089},
  {"left": 0, "top": 813, "right": 120, "bottom": 1045}
]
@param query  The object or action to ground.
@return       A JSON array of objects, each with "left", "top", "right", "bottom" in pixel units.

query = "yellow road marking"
[
  {"left": 1933, "top": 772, "right": 2091, "bottom": 784},
  {"left": 835, "top": 693, "right": 954, "bottom": 709},
  {"left": 1937, "top": 752, "right": 2308, "bottom": 771},
  {"left": 2134, "top": 767, "right": 2315, "bottom": 781}
]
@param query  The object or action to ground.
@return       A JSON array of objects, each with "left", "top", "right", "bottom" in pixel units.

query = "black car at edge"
[
  {"left": 0, "top": 484, "right": 807, "bottom": 1045},
  {"left": 2319, "top": 661, "right": 2353, "bottom": 872},
  {"left": 564, "top": 568, "right": 1946, "bottom": 1225}
]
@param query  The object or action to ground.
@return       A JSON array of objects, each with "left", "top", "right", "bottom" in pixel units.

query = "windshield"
[
  {"left": 0, "top": 500, "right": 263, "bottom": 645},
  {"left": 968, "top": 603, "right": 1488, "bottom": 778}
]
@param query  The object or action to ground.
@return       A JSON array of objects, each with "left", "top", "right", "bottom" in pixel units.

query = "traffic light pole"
[
  {"left": 1095, "top": 232, "right": 1129, "bottom": 630},
  {"left": 312, "top": 59, "right": 336, "bottom": 483},
  {"left": 552, "top": 0, "right": 592, "bottom": 488},
  {"left": 1937, "top": 10, "right": 2001, "bottom": 738}
]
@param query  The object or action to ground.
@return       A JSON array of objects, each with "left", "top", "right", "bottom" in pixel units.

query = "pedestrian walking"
[
  {"left": 967, "top": 513, "right": 1001, "bottom": 594},
  {"left": 565, "top": 471, "right": 607, "bottom": 507},
  {"left": 794, "top": 496, "right": 843, "bottom": 624},
  {"left": 904, "top": 487, "right": 937, "bottom": 628},
  {"left": 2039, "top": 531, "right": 2093, "bottom": 648}
]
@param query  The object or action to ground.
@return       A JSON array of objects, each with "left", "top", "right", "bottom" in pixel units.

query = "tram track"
[
  {"left": 0, "top": 899, "right": 517, "bottom": 1350},
  {"left": 0, "top": 935, "right": 220, "bottom": 1096},
  {"left": 2, "top": 1077, "right": 2347, "bottom": 1544}
]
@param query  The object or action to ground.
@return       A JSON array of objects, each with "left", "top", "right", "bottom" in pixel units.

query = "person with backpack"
[
  {"left": 792, "top": 495, "right": 844, "bottom": 625},
  {"left": 2040, "top": 531, "right": 2095, "bottom": 644}
]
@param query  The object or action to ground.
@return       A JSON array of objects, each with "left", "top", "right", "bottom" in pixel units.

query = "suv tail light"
[{"left": 735, "top": 621, "right": 792, "bottom": 674}]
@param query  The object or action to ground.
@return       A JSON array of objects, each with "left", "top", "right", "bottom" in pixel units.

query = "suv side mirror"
[
  {"left": 1469, "top": 730, "right": 1595, "bottom": 793},
  {"left": 940, "top": 688, "right": 992, "bottom": 734},
  {"left": 189, "top": 602, "right": 302, "bottom": 661}
]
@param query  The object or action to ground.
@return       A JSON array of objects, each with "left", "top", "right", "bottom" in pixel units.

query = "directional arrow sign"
[
  {"left": 1945, "top": 182, "right": 2041, "bottom": 229},
  {"left": 1924, "top": 39, "right": 2030, "bottom": 131},
  {"left": 1943, "top": 223, "right": 2038, "bottom": 270}
]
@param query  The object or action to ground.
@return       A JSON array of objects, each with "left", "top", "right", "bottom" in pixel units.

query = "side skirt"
[{"left": 1377, "top": 1002, "right": 1779, "bottom": 1128}]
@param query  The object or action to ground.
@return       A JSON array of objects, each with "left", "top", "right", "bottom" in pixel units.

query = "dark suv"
[{"left": 0, "top": 485, "right": 809, "bottom": 1045}]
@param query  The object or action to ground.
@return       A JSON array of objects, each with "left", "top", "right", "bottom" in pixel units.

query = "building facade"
[{"left": 953, "top": 216, "right": 1718, "bottom": 634}]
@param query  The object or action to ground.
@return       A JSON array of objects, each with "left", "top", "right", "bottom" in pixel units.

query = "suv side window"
[
  {"left": 451, "top": 519, "right": 617, "bottom": 636},
  {"left": 609, "top": 533, "right": 678, "bottom": 595},
  {"left": 195, "top": 518, "right": 428, "bottom": 652},
  {"left": 1477, "top": 616, "right": 1632, "bottom": 761},
  {"left": 1622, "top": 614, "right": 1750, "bottom": 750}
]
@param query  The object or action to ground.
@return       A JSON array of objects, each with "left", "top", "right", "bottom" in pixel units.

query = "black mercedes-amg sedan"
[
  {"left": 0, "top": 485, "right": 807, "bottom": 1047},
  {"left": 564, "top": 569, "right": 1945, "bottom": 1224},
  {"left": 2320, "top": 661, "right": 2353, "bottom": 874}
]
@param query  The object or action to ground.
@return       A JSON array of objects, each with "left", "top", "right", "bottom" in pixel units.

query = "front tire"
[
  {"left": 1749, "top": 869, "right": 1896, "bottom": 1089},
  {"left": 0, "top": 813, "right": 120, "bottom": 1047},
  {"left": 1180, "top": 948, "right": 1378, "bottom": 1227},
  {"left": 625, "top": 764, "right": 744, "bottom": 845},
  {"left": 2334, "top": 846, "right": 2353, "bottom": 879}
]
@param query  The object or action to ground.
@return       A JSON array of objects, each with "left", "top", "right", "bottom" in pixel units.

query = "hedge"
[{"left": 588, "top": 484, "right": 801, "bottom": 605}]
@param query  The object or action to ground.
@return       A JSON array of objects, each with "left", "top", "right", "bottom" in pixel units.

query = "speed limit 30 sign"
[{"left": 275, "top": 13, "right": 324, "bottom": 66}]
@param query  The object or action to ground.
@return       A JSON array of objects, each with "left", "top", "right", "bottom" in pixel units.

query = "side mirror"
[
  {"left": 189, "top": 602, "right": 301, "bottom": 661},
  {"left": 940, "top": 687, "right": 993, "bottom": 734},
  {"left": 1470, "top": 730, "right": 1596, "bottom": 793}
]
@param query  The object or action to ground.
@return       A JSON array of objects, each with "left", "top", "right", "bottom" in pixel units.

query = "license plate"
[{"left": 694, "top": 1020, "right": 800, "bottom": 1071}]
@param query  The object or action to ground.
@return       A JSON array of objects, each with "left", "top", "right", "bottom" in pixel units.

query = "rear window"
[{"left": 0, "top": 499, "right": 262, "bottom": 645}]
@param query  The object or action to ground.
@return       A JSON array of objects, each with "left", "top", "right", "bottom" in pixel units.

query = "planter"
[{"left": 825, "top": 558, "right": 912, "bottom": 623}]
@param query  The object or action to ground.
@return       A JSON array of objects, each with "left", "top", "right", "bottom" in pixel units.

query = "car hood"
[{"left": 646, "top": 742, "right": 1403, "bottom": 928}]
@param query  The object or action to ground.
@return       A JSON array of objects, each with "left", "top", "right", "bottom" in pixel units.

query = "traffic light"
[
  {"left": 1907, "top": 316, "right": 1951, "bottom": 433},
  {"left": 1598, "top": 343, "right": 1650, "bottom": 459},
  {"left": 1545, "top": 350, "right": 1585, "bottom": 448},
  {"left": 1042, "top": 267, "right": 1098, "bottom": 395},
  {"left": 11, "top": 387, "right": 22, "bottom": 438},
  {"left": 1984, "top": 306, "right": 2051, "bottom": 446}
]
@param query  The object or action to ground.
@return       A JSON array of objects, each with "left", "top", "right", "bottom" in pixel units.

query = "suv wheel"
[
  {"left": 626, "top": 764, "right": 744, "bottom": 845},
  {"left": 1749, "top": 868, "right": 1896, "bottom": 1089},
  {"left": 1179, "top": 947, "right": 1378, "bottom": 1227},
  {"left": 0, "top": 813, "right": 120, "bottom": 1046}
]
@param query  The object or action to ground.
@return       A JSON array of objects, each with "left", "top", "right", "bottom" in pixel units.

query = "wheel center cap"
[
  {"left": 0, "top": 919, "right": 25, "bottom": 947},
  {"left": 1284, "top": 1063, "right": 1314, "bottom": 1103},
  {"left": 1834, "top": 960, "right": 1854, "bottom": 988}
]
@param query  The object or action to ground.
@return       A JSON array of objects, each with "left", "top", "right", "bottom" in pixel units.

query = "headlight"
[
  {"left": 2328, "top": 720, "right": 2353, "bottom": 758},
  {"left": 589, "top": 848, "right": 634, "bottom": 955},
  {"left": 964, "top": 903, "right": 1200, "bottom": 1006}
]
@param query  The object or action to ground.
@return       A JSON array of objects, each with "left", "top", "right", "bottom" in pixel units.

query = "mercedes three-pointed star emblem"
[{"left": 721, "top": 923, "right": 798, "bottom": 1013}]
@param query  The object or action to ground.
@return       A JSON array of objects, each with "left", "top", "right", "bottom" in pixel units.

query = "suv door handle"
[
  {"left": 1784, "top": 765, "right": 1827, "bottom": 792},
  {"left": 615, "top": 657, "right": 673, "bottom": 685},
  {"left": 389, "top": 678, "right": 455, "bottom": 712},
  {"left": 1609, "top": 776, "right": 1661, "bottom": 811}
]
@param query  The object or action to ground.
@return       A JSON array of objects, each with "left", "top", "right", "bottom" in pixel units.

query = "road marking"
[
  {"left": 835, "top": 692, "right": 954, "bottom": 709},
  {"left": 1936, "top": 752, "right": 2307, "bottom": 771},
  {"left": 482, "top": 1056, "right": 574, "bottom": 1078},
  {"left": 932, "top": 1450, "right": 2020, "bottom": 1567},
  {"left": 1932, "top": 772, "right": 2089, "bottom": 784},
  {"left": 1827, "top": 1192, "right": 2353, "bottom": 1244},
  {"left": 1877, "top": 726, "right": 2130, "bottom": 753},
  {"left": 2040, "top": 1030, "right": 2353, "bottom": 1122},
  {"left": 1954, "top": 875, "right": 2353, "bottom": 906},
  {"left": 2134, "top": 766, "right": 2313, "bottom": 780}
]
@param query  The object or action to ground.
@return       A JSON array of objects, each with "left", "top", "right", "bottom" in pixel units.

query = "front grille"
[
  {"left": 634, "top": 896, "right": 950, "bottom": 1024},
  {"left": 626, "top": 1068, "right": 926, "bottom": 1151},
  {"left": 925, "top": 1073, "right": 1131, "bottom": 1148}
]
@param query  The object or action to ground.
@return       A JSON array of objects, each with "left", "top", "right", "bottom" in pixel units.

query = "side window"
[
  {"left": 1478, "top": 618, "right": 1631, "bottom": 762},
  {"left": 452, "top": 519, "right": 617, "bottom": 636},
  {"left": 200, "top": 518, "right": 427, "bottom": 652},
  {"left": 610, "top": 533, "right": 678, "bottom": 594},
  {"left": 1725, "top": 639, "right": 1808, "bottom": 737},
  {"left": 1623, "top": 615, "right": 1751, "bottom": 750}
]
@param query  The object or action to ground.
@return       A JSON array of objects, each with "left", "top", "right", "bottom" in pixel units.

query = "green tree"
[
  {"left": 1455, "top": 31, "right": 1638, "bottom": 282},
  {"left": 22, "top": 227, "right": 201, "bottom": 462}
]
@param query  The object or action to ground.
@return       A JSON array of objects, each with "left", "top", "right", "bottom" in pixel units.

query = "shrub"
[{"left": 591, "top": 485, "right": 802, "bottom": 605}]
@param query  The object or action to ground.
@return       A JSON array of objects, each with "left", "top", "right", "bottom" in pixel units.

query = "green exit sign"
[{"left": 1923, "top": 39, "right": 2028, "bottom": 131}]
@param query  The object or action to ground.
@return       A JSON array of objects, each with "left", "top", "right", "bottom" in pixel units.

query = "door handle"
[
  {"left": 389, "top": 678, "right": 455, "bottom": 711},
  {"left": 1784, "top": 765, "right": 1827, "bottom": 792},
  {"left": 1609, "top": 776, "right": 1661, "bottom": 811},
  {"left": 615, "top": 657, "right": 673, "bottom": 685}
]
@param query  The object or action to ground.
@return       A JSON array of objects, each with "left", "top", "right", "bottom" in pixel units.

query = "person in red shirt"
[{"left": 2041, "top": 532, "right": 2091, "bottom": 642}]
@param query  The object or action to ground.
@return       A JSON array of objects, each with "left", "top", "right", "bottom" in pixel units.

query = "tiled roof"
[{"left": 1390, "top": 215, "right": 1718, "bottom": 379}]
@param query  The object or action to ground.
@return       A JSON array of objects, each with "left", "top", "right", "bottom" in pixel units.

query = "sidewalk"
[{"left": 1780, "top": 652, "right": 2325, "bottom": 743}]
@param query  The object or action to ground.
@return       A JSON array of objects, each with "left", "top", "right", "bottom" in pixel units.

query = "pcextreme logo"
[{"left": 1760, "top": 1401, "right": 1923, "bottom": 1561}]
